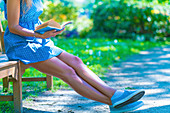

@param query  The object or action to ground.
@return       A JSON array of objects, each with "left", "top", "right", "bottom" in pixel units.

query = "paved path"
[{"left": 23, "top": 46, "right": 170, "bottom": 113}]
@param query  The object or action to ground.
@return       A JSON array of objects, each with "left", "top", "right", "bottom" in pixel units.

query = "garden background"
[{"left": 0, "top": 0, "right": 170, "bottom": 112}]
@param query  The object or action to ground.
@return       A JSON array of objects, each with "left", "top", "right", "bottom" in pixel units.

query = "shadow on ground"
[
  {"left": 134, "top": 105, "right": 170, "bottom": 113},
  {"left": 106, "top": 46, "right": 170, "bottom": 113},
  {"left": 23, "top": 90, "right": 108, "bottom": 113}
]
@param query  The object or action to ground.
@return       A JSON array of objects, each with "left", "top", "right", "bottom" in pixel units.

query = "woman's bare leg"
[
  {"left": 29, "top": 57, "right": 112, "bottom": 105},
  {"left": 57, "top": 52, "right": 116, "bottom": 99}
]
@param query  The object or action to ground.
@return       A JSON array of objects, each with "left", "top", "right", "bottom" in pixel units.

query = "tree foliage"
[
  {"left": 39, "top": 1, "right": 78, "bottom": 23},
  {"left": 92, "top": 0, "right": 170, "bottom": 41}
]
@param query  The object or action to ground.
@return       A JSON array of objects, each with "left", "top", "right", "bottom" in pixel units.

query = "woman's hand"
[{"left": 36, "top": 28, "right": 65, "bottom": 39}]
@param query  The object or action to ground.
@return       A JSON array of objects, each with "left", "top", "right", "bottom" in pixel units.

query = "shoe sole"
[
  {"left": 110, "top": 101, "right": 144, "bottom": 113},
  {"left": 113, "top": 90, "right": 145, "bottom": 108}
]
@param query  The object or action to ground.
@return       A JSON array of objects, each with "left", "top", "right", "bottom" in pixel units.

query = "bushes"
[
  {"left": 40, "top": 1, "right": 78, "bottom": 23},
  {"left": 39, "top": 1, "right": 78, "bottom": 37},
  {"left": 91, "top": 0, "right": 170, "bottom": 41},
  {"left": 39, "top": 1, "right": 94, "bottom": 38}
]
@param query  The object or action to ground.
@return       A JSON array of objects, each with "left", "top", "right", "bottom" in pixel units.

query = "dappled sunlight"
[
  {"left": 159, "top": 54, "right": 170, "bottom": 58},
  {"left": 147, "top": 74, "right": 170, "bottom": 82},
  {"left": 0, "top": 0, "right": 169, "bottom": 112},
  {"left": 142, "top": 58, "right": 152, "bottom": 61},
  {"left": 138, "top": 99, "right": 170, "bottom": 111},
  {"left": 159, "top": 60, "right": 170, "bottom": 63},
  {"left": 132, "top": 81, "right": 155, "bottom": 86},
  {"left": 143, "top": 71, "right": 156, "bottom": 74},
  {"left": 124, "top": 65, "right": 135, "bottom": 68},
  {"left": 139, "top": 51, "right": 152, "bottom": 55},
  {"left": 145, "top": 62, "right": 160, "bottom": 65},
  {"left": 157, "top": 69, "right": 170, "bottom": 74},
  {"left": 106, "top": 46, "right": 170, "bottom": 112},
  {"left": 163, "top": 94, "right": 170, "bottom": 98},
  {"left": 124, "top": 62, "right": 144, "bottom": 66},
  {"left": 95, "top": 46, "right": 117, "bottom": 52},
  {"left": 110, "top": 73, "right": 130, "bottom": 76},
  {"left": 163, "top": 48, "right": 170, "bottom": 51},
  {"left": 110, "top": 80, "right": 133, "bottom": 85},
  {"left": 144, "top": 89, "right": 166, "bottom": 95},
  {"left": 155, "top": 51, "right": 164, "bottom": 54}
]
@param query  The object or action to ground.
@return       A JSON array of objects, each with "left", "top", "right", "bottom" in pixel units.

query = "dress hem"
[{"left": 8, "top": 51, "right": 64, "bottom": 65}]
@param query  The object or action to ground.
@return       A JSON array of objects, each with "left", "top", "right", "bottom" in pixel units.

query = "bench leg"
[
  {"left": 13, "top": 64, "right": 23, "bottom": 113},
  {"left": 3, "top": 77, "right": 10, "bottom": 92},
  {"left": 46, "top": 75, "right": 53, "bottom": 90}
]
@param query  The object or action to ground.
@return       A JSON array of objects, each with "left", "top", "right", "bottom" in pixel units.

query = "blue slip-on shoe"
[
  {"left": 112, "top": 89, "right": 145, "bottom": 108},
  {"left": 110, "top": 101, "right": 144, "bottom": 113}
]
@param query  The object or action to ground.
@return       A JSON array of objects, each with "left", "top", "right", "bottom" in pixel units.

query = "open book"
[{"left": 34, "top": 19, "right": 72, "bottom": 34}]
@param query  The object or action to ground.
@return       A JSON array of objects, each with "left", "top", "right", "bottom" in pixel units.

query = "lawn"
[{"left": 0, "top": 37, "right": 169, "bottom": 112}]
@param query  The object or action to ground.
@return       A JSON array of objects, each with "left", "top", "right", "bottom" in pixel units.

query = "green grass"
[
  {"left": 0, "top": 37, "right": 169, "bottom": 112},
  {"left": 54, "top": 38, "right": 169, "bottom": 75}
]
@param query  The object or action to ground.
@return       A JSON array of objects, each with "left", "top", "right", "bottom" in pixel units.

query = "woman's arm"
[{"left": 7, "top": 0, "right": 63, "bottom": 39}]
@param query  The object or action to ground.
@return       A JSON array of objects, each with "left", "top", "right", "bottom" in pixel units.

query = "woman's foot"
[
  {"left": 111, "top": 89, "right": 145, "bottom": 108},
  {"left": 110, "top": 101, "right": 144, "bottom": 113}
]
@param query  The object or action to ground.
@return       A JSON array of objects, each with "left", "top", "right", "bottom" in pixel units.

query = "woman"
[{"left": 3, "top": 0, "right": 145, "bottom": 112}]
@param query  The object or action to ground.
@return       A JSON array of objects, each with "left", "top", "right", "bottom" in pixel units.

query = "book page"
[{"left": 61, "top": 21, "right": 72, "bottom": 28}]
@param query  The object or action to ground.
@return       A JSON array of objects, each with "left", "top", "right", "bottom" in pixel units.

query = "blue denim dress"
[{"left": 4, "top": 0, "right": 63, "bottom": 64}]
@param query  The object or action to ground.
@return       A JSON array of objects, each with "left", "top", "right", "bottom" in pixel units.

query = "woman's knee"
[
  {"left": 62, "top": 66, "right": 78, "bottom": 80},
  {"left": 58, "top": 52, "right": 84, "bottom": 66},
  {"left": 64, "top": 66, "right": 76, "bottom": 75},
  {"left": 72, "top": 56, "right": 83, "bottom": 64}
]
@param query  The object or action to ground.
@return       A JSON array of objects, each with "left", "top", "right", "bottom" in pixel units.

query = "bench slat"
[
  {"left": 0, "top": 54, "right": 18, "bottom": 68},
  {"left": 0, "top": 68, "right": 15, "bottom": 79},
  {"left": 22, "top": 77, "right": 46, "bottom": 82},
  {"left": 0, "top": 54, "right": 18, "bottom": 79},
  {"left": 0, "top": 95, "right": 13, "bottom": 101}
]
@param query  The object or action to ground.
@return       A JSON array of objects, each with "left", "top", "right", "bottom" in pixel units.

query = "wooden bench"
[{"left": 0, "top": 21, "right": 53, "bottom": 113}]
